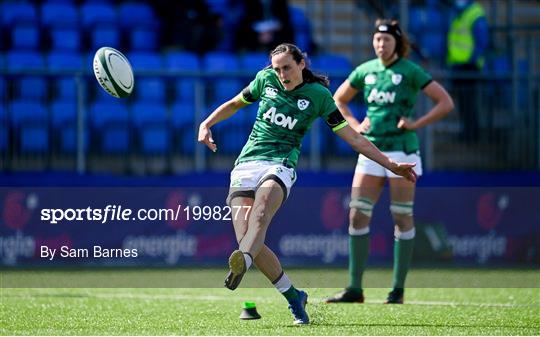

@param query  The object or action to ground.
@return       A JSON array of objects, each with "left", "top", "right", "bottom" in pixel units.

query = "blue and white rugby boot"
[{"left": 288, "top": 290, "right": 309, "bottom": 325}]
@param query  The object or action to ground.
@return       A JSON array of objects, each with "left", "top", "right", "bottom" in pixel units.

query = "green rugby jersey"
[
  {"left": 348, "top": 58, "right": 432, "bottom": 153},
  {"left": 236, "top": 68, "right": 347, "bottom": 168}
]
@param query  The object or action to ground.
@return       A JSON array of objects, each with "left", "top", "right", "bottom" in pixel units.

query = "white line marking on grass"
[{"left": 11, "top": 290, "right": 539, "bottom": 308}]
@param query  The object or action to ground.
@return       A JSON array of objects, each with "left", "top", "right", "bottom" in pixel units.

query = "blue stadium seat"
[
  {"left": 1, "top": 2, "right": 38, "bottom": 27},
  {"left": 0, "top": 105, "right": 7, "bottom": 152},
  {"left": 11, "top": 24, "right": 40, "bottom": 50},
  {"left": 289, "top": 6, "right": 313, "bottom": 53},
  {"left": 128, "top": 52, "right": 164, "bottom": 102},
  {"left": 6, "top": 50, "right": 45, "bottom": 70},
  {"left": 90, "top": 26, "right": 120, "bottom": 50},
  {"left": 218, "top": 126, "right": 248, "bottom": 154},
  {"left": 312, "top": 53, "right": 352, "bottom": 73},
  {"left": 7, "top": 51, "right": 47, "bottom": 101},
  {"left": 9, "top": 100, "right": 49, "bottom": 153},
  {"left": 0, "top": 76, "right": 6, "bottom": 101},
  {"left": 203, "top": 52, "right": 241, "bottom": 103},
  {"left": 130, "top": 27, "right": 158, "bottom": 51},
  {"left": 213, "top": 79, "right": 243, "bottom": 102},
  {"left": 203, "top": 52, "right": 239, "bottom": 72},
  {"left": 47, "top": 51, "right": 83, "bottom": 100},
  {"left": 80, "top": 2, "right": 117, "bottom": 29},
  {"left": 20, "top": 126, "right": 49, "bottom": 153},
  {"left": 50, "top": 28, "right": 80, "bottom": 51},
  {"left": 132, "top": 102, "right": 170, "bottom": 154},
  {"left": 164, "top": 51, "right": 201, "bottom": 104},
  {"left": 41, "top": 2, "right": 78, "bottom": 28},
  {"left": 128, "top": 52, "right": 163, "bottom": 71},
  {"left": 171, "top": 102, "right": 195, "bottom": 129},
  {"left": 420, "top": 32, "right": 445, "bottom": 59},
  {"left": 136, "top": 78, "right": 166, "bottom": 102},
  {"left": 118, "top": 2, "right": 157, "bottom": 29},
  {"left": 47, "top": 51, "right": 83, "bottom": 70},
  {"left": 89, "top": 99, "right": 130, "bottom": 153},
  {"left": 17, "top": 77, "right": 48, "bottom": 101},
  {"left": 171, "top": 101, "right": 195, "bottom": 154},
  {"left": 240, "top": 52, "right": 268, "bottom": 71},
  {"left": 51, "top": 99, "right": 82, "bottom": 153}
]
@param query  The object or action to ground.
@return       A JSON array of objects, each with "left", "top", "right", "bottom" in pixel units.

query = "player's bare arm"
[
  {"left": 198, "top": 94, "right": 249, "bottom": 152},
  {"left": 335, "top": 125, "right": 417, "bottom": 183},
  {"left": 397, "top": 81, "right": 454, "bottom": 130},
  {"left": 333, "top": 80, "right": 363, "bottom": 132}
]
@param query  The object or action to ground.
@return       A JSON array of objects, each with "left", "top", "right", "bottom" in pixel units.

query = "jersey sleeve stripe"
[
  {"left": 240, "top": 96, "right": 252, "bottom": 104},
  {"left": 420, "top": 79, "right": 433, "bottom": 90},
  {"left": 332, "top": 120, "right": 348, "bottom": 132}
]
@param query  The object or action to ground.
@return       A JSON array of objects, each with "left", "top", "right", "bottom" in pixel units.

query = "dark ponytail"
[{"left": 269, "top": 43, "right": 329, "bottom": 87}]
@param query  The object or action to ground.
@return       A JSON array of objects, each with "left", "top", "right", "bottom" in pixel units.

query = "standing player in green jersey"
[
  {"left": 325, "top": 20, "right": 454, "bottom": 305},
  {"left": 198, "top": 43, "right": 417, "bottom": 324}
]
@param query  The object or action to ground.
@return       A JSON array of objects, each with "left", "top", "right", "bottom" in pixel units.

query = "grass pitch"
[{"left": 1, "top": 268, "right": 539, "bottom": 335}]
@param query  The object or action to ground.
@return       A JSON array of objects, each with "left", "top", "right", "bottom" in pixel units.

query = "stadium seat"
[
  {"left": 0, "top": 76, "right": 6, "bottom": 101},
  {"left": 50, "top": 28, "right": 80, "bottom": 51},
  {"left": 312, "top": 53, "right": 352, "bottom": 73},
  {"left": 0, "top": 105, "right": 7, "bottom": 152},
  {"left": 131, "top": 102, "right": 170, "bottom": 154},
  {"left": 17, "top": 77, "right": 48, "bottom": 101},
  {"left": 420, "top": 32, "right": 445, "bottom": 59},
  {"left": 136, "top": 78, "right": 166, "bottom": 102},
  {"left": 289, "top": 6, "right": 313, "bottom": 53},
  {"left": 6, "top": 50, "right": 45, "bottom": 70},
  {"left": 164, "top": 51, "right": 201, "bottom": 104},
  {"left": 51, "top": 99, "right": 83, "bottom": 153},
  {"left": 203, "top": 52, "right": 239, "bottom": 72},
  {"left": 171, "top": 101, "right": 195, "bottom": 154},
  {"left": 217, "top": 125, "right": 248, "bottom": 154},
  {"left": 89, "top": 99, "right": 130, "bottom": 153},
  {"left": 9, "top": 100, "right": 49, "bottom": 153},
  {"left": 47, "top": 51, "right": 83, "bottom": 70},
  {"left": 1, "top": 2, "right": 38, "bottom": 27},
  {"left": 203, "top": 52, "right": 241, "bottom": 103},
  {"left": 47, "top": 51, "right": 84, "bottom": 100},
  {"left": 90, "top": 26, "right": 120, "bottom": 50},
  {"left": 6, "top": 51, "right": 47, "bottom": 101},
  {"left": 130, "top": 27, "right": 158, "bottom": 51},
  {"left": 41, "top": 2, "right": 78, "bottom": 28},
  {"left": 80, "top": 2, "right": 117, "bottom": 29},
  {"left": 128, "top": 51, "right": 163, "bottom": 71},
  {"left": 240, "top": 52, "right": 268, "bottom": 72},
  {"left": 171, "top": 102, "right": 195, "bottom": 129},
  {"left": 20, "top": 125, "right": 50, "bottom": 153},
  {"left": 11, "top": 24, "right": 40, "bottom": 50},
  {"left": 118, "top": 2, "right": 157, "bottom": 29}
]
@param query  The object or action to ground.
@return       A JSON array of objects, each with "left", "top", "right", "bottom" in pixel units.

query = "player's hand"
[
  {"left": 390, "top": 162, "right": 417, "bottom": 183},
  {"left": 198, "top": 123, "right": 217, "bottom": 152},
  {"left": 397, "top": 117, "right": 416, "bottom": 130},
  {"left": 357, "top": 117, "right": 371, "bottom": 134}
]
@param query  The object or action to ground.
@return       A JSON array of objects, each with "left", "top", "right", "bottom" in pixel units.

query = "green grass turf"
[{"left": 1, "top": 268, "right": 539, "bottom": 335}]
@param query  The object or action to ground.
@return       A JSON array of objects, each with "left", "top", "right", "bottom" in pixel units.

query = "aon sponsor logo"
[
  {"left": 367, "top": 88, "right": 396, "bottom": 104},
  {"left": 263, "top": 107, "right": 298, "bottom": 130}
]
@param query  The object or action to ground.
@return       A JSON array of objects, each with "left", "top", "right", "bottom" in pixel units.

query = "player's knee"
[
  {"left": 390, "top": 201, "right": 414, "bottom": 217},
  {"left": 349, "top": 197, "right": 374, "bottom": 217}
]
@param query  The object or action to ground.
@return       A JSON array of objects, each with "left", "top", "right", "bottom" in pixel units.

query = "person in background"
[
  {"left": 325, "top": 19, "right": 453, "bottom": 304},
  {"left": 233, "top": 0, "right": 295, "bottom": 52},
  {"left": 198, "top": 43, "right": 417, "bottom": 324},
  {"left": 446, "top": 0, "right": 488, "bottom": 143}
]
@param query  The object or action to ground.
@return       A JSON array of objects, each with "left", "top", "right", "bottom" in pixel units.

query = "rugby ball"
[{"left": 93, "top": 47, "right": 134, "bottom": 98}]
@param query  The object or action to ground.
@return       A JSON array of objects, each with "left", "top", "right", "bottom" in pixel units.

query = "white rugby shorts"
[
  {"left": 355, "top": 151, "right": 423, "bottom": 178},
  {"left": 227, "top": 161, "right": 297, "bottom": 205}
]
